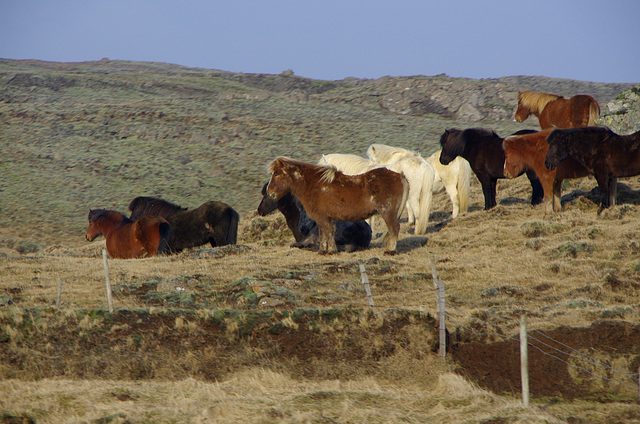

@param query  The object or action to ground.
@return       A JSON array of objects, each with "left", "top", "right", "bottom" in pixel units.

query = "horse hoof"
[{"left": 384, "top": 250, "right": 397, "bottom": 256}]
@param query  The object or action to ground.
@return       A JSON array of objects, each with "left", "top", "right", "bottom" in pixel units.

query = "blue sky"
[{"left": 1, "top": 0, "right": 638, "bottom": 83}]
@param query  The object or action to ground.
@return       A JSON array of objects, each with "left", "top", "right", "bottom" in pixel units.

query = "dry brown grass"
[
  {"left": 0, "top": 369, "right": 568, "bottom": 424},
  {"left": 3, "top": 175, "right": 640, "bottom": 422}
]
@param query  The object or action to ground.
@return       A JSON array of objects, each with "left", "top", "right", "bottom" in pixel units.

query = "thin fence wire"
[
  {"left": 5, "top": 255, "right": 640, "bottom": 393},
  {"left": 442, "top": 288, "right": 640, "bottom": 391}
]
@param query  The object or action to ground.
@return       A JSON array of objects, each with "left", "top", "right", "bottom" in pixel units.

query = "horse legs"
[
  {"left": 406, "top": 200, "right": 416, "bottom": 226},
  {"left": 552, "top": 179, "right": 563, "bottom": 213},
  {"left": 595, "top": 173, "right": 616, "bottom": 211},
  {"left": 480, "top": 176, "right": 497, "bottom": 209},
  {"left": 526, "top": 170, "right": 544, "bottom": 205},
  {"left": 317, "top": 220, "right": 337, "bottom": 254},
  {"left": 380, "top": 211, "right": 400, "bottom": 254},
  {"left": 443, "top": 180, "right": 460, "bottom": 218},
  {"left": 608, "top": 177, "right": 618, "bottom": 207}
]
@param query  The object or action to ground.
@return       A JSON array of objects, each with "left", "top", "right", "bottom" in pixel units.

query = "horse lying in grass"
[
  {"left": 318, "top": 153, "right": 434, "bottom": 235},
  {"left": 545, "top": 127, "right": 640, "bottom": 210},
  {"left": 266, "top": 157, "right": 408, "bottom": 254},
  {"left": 128, "top": 196, "right": 239, "bottom": 253},
  {"left": 257, "top": 183, "right": 372, "bottom": 251},
  {"left": 86, "top": 209, "right": 172, "bottom": 259},
  {"left": 366, "top": 144, "right": 471, "bottom": 218},
  {"left": 515, "top": 90, "right": 600, "bottom": 129},
  {"left": 439, "top": 128, "right": 544, "bottom": 209},
  {"left": 503, "top": 129, "right": 590, "bottom": 213}
]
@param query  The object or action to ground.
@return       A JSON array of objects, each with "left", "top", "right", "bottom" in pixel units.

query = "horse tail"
[
  {"left": 397, "top": 174, "right": 410, "bottom": 221},
  {"left": 588, "top": 99, "right": 601, "bottom": 126},
  {"left": 225, "top": 207, "right": 240, "bottom": 245},
  {"left": 157, "top": 220, "right": 172, "bottom": 255},
  {"left": 456, "top": 158, "right": 472, "bottom": 215},
  {"left": 414, "top": 162, "right": 435, "bottom": 235}
]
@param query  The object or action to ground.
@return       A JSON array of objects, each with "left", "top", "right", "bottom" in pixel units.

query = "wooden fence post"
[
  {"left": 520, "top": 314, "right": 530, "bottom": 407},
  {"left": 102, "top": 249, "right": 114, "bottom": 313},
  {"left": 431, "top": 257, "right": 446, "bottom": 358},
  {"left": 56, "top": 280, "right": 63, "bottom": 309},
  {"left": 359, "top": 264, "right": 375, "bottom": 312},
  {"left": 437, "top": 278, "right": 446, "bottom": 358},
  {"left": 430, "top": 257, "right": 438, "bottom": 290}
]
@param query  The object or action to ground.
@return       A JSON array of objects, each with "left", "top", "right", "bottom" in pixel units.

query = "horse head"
[
  {"left": 514, "top": 92, "right": 531, "bottom": 122},
  {"left": 86, "top": 209, "right": 103, "bottom": 241},
  {"left": 544, "top": 130, "right": 569, "bottom": 170},
  {"left": 257, "top": 183, "right": 279, "bottom": 215},
  {"left": 502, "top": 138, "right": 523, "bottom": 178},
  {"left": 439, "top": 129, "right": 462, "bottom": 165},
  {"left": 266, "top": 157, "right": 295, "bottom": 200}
]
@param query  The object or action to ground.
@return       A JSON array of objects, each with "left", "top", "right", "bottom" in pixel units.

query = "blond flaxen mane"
[
  {"left": 268, "top": 156, "right": 338, "bottom": 184},
  {"left": 319, "top": 165, "right": 337, "bottom": 183},
  {"left": 367, "top": 143, "right": 420, "bottom": 165},
  {"left": 518, "top": 91, "right": 563, "bottom": 114}
]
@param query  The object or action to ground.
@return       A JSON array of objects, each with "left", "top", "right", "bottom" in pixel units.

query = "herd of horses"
[{"left": 86, "top": 89, "right": 640, "bottom": 257}]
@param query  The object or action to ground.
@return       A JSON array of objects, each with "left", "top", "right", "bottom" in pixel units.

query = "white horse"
[
  {"left": 319, "top": 153, "right": 435, "bottom": 235},
  {"left": 367, "top": 144, "right": 471, "bottom": 218}
]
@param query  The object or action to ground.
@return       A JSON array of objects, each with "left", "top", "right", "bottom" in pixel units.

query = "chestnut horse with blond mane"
[
  {"left": 265, "top": 157, "right": 408, "bottom": 254},
  {"left": 503, "top": 130, "right": 590, "bottom": 213},
  {"left": 86, "top": 209, "right": 172, "bottom": 259},
  {"left": 515, "top": 90, "right": 600, "bottom": 129}
]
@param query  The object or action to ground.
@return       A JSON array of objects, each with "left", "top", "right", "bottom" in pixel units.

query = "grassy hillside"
[{"left": 0, "top": 59, "right": 633, "bottom": 249}]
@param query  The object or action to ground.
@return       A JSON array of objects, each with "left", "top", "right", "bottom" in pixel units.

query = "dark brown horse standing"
[
  {"left": 86, "top": 209, "right": 172, "bottom": 259},
  {"left": 515, "top": 90, "right": 600, "bottom": 129},
  {"left": 257, "top": 183, "right": 372, "bottom": 251},
  {"left": 265, "top": 157, "right": 407, "bottom": 254},
  {"left": 545, "top": 127, "right": 640, "bottom": 210},
  {"left": 503, "top": 129, "right": 590, "bottom": 213},
  {"left": 439, "top": 128, "right": 544, "bottom": 209},
  {"left": 128, "top": 197, "right": 239, "bottom": 253}
]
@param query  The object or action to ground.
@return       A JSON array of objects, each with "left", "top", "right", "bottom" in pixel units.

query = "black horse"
[
  {"left": 439, "top": 128, "right": 544, "bottom": 209},
  {"left": 128, "top": 196, "right": 239, "bottom": 253},
  {"left": 257, "top": 183, "right": 372, "bottom": 252},
  {"left": 546, "top": 127, "right": 640, "bottom": 210}
]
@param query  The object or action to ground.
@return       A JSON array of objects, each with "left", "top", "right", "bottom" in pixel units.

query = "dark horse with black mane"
[
  {"left": 128, "top": 197, "right": 239, "bottom": 253},
  {"left": 545, "top": 127, "right": 640, "bottom": 210},
  {"left": 257, "top": 183, "right": 372, "bottom": 251},
  {"left": 439, "top": 128, "right": 544, "bottom": 209}
]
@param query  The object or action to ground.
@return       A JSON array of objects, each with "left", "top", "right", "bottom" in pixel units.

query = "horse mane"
[
  {"left": 319, "top": 165, "right": 338, "bottom": 183},
  {"left": 518, "top": 91, "right": 563, "bottom": 114},
  {"left": 128, "top": 196, "right": 187, "bottom": 220},
  {"left": 269, "top": 156, "right": 338, "bottom": 184},
  {"left": 89, "top": 209, "right": 128, "bottom": 223},
  {"left": 367, "top": 144, "right": 419, "bottom": 164}
]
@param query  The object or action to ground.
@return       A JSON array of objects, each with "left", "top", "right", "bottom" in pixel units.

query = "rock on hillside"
[
  {"left": 596, "top": 85, "right": 640, "bottom": 134},
  {"left": 374, "top": 74, "right": 634, "bottom": 122}
]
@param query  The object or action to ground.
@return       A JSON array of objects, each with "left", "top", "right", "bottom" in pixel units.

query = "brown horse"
[
  {"left": 86, "top": 209, "right": 172, "bottom": 259},
  {"left": 503, "top": 129, "right": 590, "bottom": 213},
  {"left": 257, "top": 183, "right": 372, "bottom": 251},
  {"left": 128, "top": 197, "right": 239, "bottom": 253},
  {"left": 265, "top": 157, "right": 408, "bottom": 254},
  {"left": 515, "top": 90, "right": 600, "bottom": 129},
  {"left": 545, "top": 127, "right": 640, "bottom": 210}
]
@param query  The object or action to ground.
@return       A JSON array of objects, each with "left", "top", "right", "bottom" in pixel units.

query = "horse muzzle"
[{"left": 544, "top": 159, "right": 557, "bottom": 171}]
